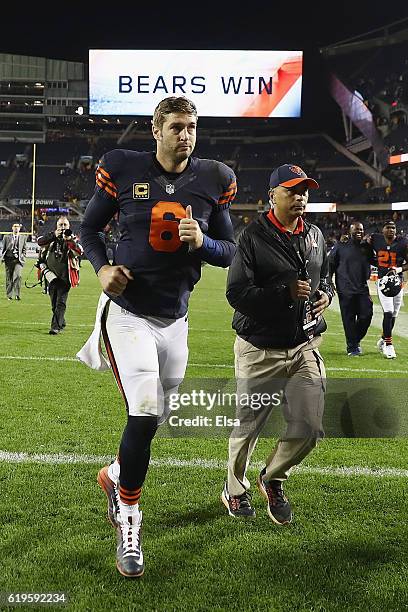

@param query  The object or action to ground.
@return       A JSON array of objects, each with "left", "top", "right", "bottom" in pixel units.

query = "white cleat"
[
  {"left": 116, "top": 511, "right": 144, "bottom": 578},
  {"left": 377, "top": 338, "right": 385, "bottom": 353},
  {"left": 383, "top": 344, "right": 396, "bottom": 359}
]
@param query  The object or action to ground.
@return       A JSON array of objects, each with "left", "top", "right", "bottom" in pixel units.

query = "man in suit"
[{"left": 0, "top": 223, "right": 27, "bottom": 301}]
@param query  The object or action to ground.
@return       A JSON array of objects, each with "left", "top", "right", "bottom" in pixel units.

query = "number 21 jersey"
[{"left": 371, "top": 233, "right": 408, "bottom": 279}]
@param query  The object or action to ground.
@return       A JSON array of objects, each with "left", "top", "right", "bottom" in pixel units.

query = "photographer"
[
  {"left": 37, "top": 216, "right": 83, "bottom": 335},
  {"left": 222, "top": 164, "right": 334, "bottom": 524}
]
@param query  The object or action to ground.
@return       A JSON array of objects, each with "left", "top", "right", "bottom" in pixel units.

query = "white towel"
[{"left": 76, "top": 292, "right": 111, "bottom": 371}]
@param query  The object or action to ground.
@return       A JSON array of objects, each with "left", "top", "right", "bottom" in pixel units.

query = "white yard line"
[
  {"left": 0, "top": 355, "right": 78, "bottom": 362},
  {"left": 0, "top": 321, "right": 386, "bottom": 338},
  {"left": 0, "top": 450, "right": 406, "bottom": 478},
  {"left": 325, "top": 366, "right": 408, "bottom": 373},
  {"left": 1, "top": 321, "right": 234, "bottom": 332},
  {"left": 2, "top": 321, "right": 93, "bottom": 328},
  {"left": 0, "top": 355, "right": 407, "bottom": 374}
]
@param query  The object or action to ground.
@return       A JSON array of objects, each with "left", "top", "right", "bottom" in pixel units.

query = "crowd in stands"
[
  {"left": 329, "top": 41, "right": 408, "bottom": 155},
  {"left": 1, "top": 209, "right": 407, "bottom": 262},
  {"left": 0, "top": 129, "right": 407, "bottom": 227},
  {"left": 223, "top": 210, "right": 408, "bottom": 247}
]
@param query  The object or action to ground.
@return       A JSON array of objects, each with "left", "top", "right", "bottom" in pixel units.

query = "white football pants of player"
[
  {"left": 376, "top": 280, "right": 403, "bottom": 317},
  {"left": 104, "top": 300, "right": 189, "bottom": 423}
]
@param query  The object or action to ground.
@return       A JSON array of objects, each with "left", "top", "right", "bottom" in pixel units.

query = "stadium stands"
[{"left": 0, "top": 132, "right": 407, "bottom": 208}]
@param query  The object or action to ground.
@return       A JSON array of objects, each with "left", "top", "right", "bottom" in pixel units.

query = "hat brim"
[{"left": 279, "top": 177, "right": 319, "bottom": 189}]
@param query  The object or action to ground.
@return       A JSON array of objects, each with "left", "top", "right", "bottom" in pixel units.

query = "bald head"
[{"left": 350, "top": 222, "right": 364, "bottom": 242}]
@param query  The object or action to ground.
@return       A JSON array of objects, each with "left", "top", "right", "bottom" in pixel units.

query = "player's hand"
[
  {"left": 289, "top": 280, "right": 311, "bottom": 301},
  {"left": 179, "top": 205, "right": 203, "bottom": 250},
  {"left": 386, "top": 267, "right": 398, "bottom": 276},
  {"left": 97, "top": 264, "right": 134, "bottom": 296},
  {"left": 312, "top": 290, "right": 330, "bottom": 316}
]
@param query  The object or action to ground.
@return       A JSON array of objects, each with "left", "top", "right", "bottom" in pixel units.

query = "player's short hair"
[
  {"left": 152, "top": 96, "right": 197, "bottom": 130},
  {"left": 383, "top": 220, "right": 396, "bottom": 228}
]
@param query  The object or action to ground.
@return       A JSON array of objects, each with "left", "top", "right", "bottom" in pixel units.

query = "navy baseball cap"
[{"left": 269, "top": 164, "right": 319, "bottom": 189}]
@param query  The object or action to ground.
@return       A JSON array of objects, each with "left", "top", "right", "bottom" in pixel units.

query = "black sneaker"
[
  {"left": 97, "top": 465, "right": 120, "bottom": 528},
  {"left": 116, "top": 511, "right": 144, "bottom": 578},
  {"left": 257, "top": 469, "right": 293, "bottom": 525},
  {"left": 49, "top": 328, "right": 60, "bottom": 335},
  {"left": 221, "top": 482, "right": 255, "bottom": 518}
]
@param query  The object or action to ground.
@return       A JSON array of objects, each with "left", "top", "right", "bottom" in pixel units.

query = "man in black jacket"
[
  {"left": 329, "top": 222, "right": 373, "bottom": 356},
  {"left": 37, "top": 216, "right": 83, "bottom": 335},
  {"left": 221, "top": 164, "right": 334, "bottom": 525}
]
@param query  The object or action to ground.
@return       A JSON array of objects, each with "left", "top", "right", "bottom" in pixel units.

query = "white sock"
[
  {"left": 119, "top": 501, "right": 140, "bottom": 521},
  {"left": 108, "top": 460, "right": 120, "bottom": 484}
]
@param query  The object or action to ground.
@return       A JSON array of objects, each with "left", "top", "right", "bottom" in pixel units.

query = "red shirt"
[{"left": 267, "top": 209, "right": 304, "bottom": 235}]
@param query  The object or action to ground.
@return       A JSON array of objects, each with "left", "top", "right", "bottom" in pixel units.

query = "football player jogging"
[
  {"left": 370, "top": 221, "right": 408, "bottom": 359},
  {"left": 78, "top": 97, "right": 236, "bottom": 577}
]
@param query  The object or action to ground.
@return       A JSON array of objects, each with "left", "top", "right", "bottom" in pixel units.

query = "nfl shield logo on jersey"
[{"left": 165, "top": 184, "right": 175, "bottom": 195}]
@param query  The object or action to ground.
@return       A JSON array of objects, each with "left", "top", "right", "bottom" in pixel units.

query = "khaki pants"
[{"left": 227, "top": 335, "right": 325, "bottom": 496}]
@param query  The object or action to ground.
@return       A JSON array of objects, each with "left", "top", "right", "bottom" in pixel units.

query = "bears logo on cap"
[{"left": 289, "top": 165, "right": 304, "bottom": 176}]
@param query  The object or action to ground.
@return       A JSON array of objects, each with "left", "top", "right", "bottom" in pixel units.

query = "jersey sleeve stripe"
[
  {"left": 96, "top": 173, "right": 117, "bottom": 193},
  {"left": 96, "top": 170, "right": 116, "bottom": 187},
  {"left": 220, "top": 188, "right": 236, "bottom": 198},
  {"left": 218, "top": 186, "right": 237, "bottom": 205},
  {"left": 96, "top": 171, "right": 117, "bottom": 189},
  {"left": 98, "top": 166, "right": 114, "bottom": 181},
  {"left": 219, "top": 181, "right": 237, "bottom": 198},
  {"left": 96, "top": 177, "right": 117, "bottom": 199}
]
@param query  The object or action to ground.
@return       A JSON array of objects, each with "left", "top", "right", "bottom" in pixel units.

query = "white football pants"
[
  {"left": 376, "top": 280, "right": 403, "bottom": 316},
  {"left": 103, "top": 301, "right": 188, "bottom": 423}
]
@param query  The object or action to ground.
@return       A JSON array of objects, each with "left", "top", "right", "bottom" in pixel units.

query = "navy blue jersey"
[
  {"left": 371, "top": 234, "right": 408, "bottom": 279},
  {"left": 81, "top": 150, "right": 236, "bottom": 318}
]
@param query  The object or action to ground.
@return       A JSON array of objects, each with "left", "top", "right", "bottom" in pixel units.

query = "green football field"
[{"left": 0, "top": 261, "right": 407, "bottom": 612}]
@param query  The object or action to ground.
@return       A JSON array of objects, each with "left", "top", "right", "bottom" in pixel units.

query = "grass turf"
[{"left": 0, "top": 261, "right": 407, "bottom": 611}]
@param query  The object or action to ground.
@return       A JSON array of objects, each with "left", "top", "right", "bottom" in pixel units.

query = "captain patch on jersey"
[{"left": 133, "top": 183, "right": 150, "bottom": 199}]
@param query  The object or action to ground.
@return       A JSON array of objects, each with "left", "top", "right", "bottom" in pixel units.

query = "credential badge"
[{"left": 133, "top": 183, "right": 150, "bottom": 199}]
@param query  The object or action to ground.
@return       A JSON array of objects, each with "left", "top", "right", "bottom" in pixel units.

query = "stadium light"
[{"left": 392, "top": 202, "right": 408, "bottom": 210}]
